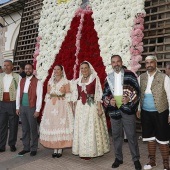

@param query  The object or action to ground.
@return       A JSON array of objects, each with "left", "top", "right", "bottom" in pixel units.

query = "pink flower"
[
  {"left": 75, "top": 6, "right": 92, "bottom": 16},
  {"left": 134, "top": 17, "right": 144, "bottom": 24},
  {"left": 130, "top": 13, "right": 145, "bottom": 73},
  {"left": 36, "top": 36, "right": 41, "bottom": 42},
  {"left": 130, "top": 47, "right": 141, "bottom": 55},
  {"left": 34, "top": 49, "right": 40, "bottom": 56},
  {"left": 131, "top": 55, "right": 142, "bottom": 62},
  {"left": 133, "top": 24, "right": 144, "bottom": 30},
  {"left": 130, "top": 30, "right": 136, "bottom": 37},
  {"left": 134, "top": 29, "right": 144, "bottom": 37},
  {"left": 136, "top": 45, "right": 143, "bottom": 52},
  {"left": 137, "top": 13, "right": 146, "bottom": 18},
  {"left": 36, "top": 43, "right": 40, "bottom": 48},
  {"left": 132, "top": 40, "right": 139, "bottom": 46},
  {"left": 132, "top": 36, "right": 143, "bottom": 43}
]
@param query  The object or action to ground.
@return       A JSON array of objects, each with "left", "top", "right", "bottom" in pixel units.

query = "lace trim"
[
  {"left": 49, "top": 78, "right": 69, "bottom": 95},
  {"left": 40, "top": 134, "right": 72, "bottom": 142}
]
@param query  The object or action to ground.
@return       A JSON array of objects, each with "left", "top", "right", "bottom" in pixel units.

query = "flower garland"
[
  {"left": 36, "top": 0, "right": 82, "bottom": 82},
  {"left": 90, "top": 0, "right": 145, "bottom": 73},
  {"left": 130, "top": 13, "right": 145, "bottom": 72},
  {"left": 75, "top": 10, "right": 106, "bottom": 85},
  {"left": 33, "top": 36, "right": 41, "bottom": 69},
  {"left": 73, "top": 7, "right": 92, "bottom": 79}
]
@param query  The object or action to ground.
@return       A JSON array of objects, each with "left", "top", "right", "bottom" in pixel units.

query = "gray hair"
[{"left": 4, "top": 60, "right": 13, "bottom": 64}]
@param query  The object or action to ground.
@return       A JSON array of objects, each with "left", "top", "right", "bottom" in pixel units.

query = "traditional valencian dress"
[
  {"left": 40, "top": 76, "right": 74, "bottom": 149},
  {"left": 72, "top": 62, "right": 110, "bottom": 157}
]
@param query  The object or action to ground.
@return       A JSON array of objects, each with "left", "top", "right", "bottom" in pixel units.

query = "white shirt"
[
  {"left": 138, "top": 71, "right": 170, "bottom": 114},
  {"left": 16, "top": 75, "right": 43, "bottom": 112},
  {"left": 114, "top": 72, "right": 123, "bottom": 96},
  {"left": 144, "top": 71, "right": 157, "bottom": 94},
  {"left": 3, "top": 73, "right": 21, "bottom": 92},
  {"left": 3, "top": 73, "right": 13, "bottom": 92}
]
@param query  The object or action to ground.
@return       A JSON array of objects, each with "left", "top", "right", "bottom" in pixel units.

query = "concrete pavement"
[{"left": 0, "top": 125, "right": 165, "bottom": 170}]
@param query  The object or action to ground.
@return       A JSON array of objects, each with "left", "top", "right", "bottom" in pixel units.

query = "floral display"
[
  {"left": 33, "top": 36, "right": 41, "bottom": 69},
  {"left": 36, "top": 0, "right": 145, "bottom": 82},
  {"left": 37, "top": 13, "right": 80, "bottom": 122},
  {"left": 73, "top": 6, "right": 92, "bottom": 79},
  {"left": 36, "top": 7, "right": 107, "bottom": 122},
  {"left": 130, "top": 13, "right": 145, "bottom": 72},
  {"left": 36, "top": 0, "right": 82, "bottom": 82},
  {"left": 90, "top": 0, "right": 145, "bottom": 73},
  {"left": 35, "top": 0, "right": 145, "bottom": 126}
]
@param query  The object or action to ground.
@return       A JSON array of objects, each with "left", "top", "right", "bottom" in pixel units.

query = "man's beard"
[
  {"left": 146, "top": 66, "right": 155, "bottom": 72},
  {"left": 26, "top": 72, "right": 33, "bottom": 76},
  {"left": 113, "top": 66, "right": 122, "bottom": 72}
]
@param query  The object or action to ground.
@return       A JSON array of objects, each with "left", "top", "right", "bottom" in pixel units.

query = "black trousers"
[
  {"left": 141, "top": 109, "right": 170, "bottom": 143},
  {"left": 0, "top": 101, "right": 19, "bottom": 150}
]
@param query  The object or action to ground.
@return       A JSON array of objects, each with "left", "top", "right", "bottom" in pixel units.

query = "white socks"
[
  {"left": 54, "top": 149, "right": 58, "bottom": 154},
  {"left": 54, "top": 149, "right": 62, "bottom": 154},
  {"left": 58, "top": 149, "right": 62, "bottom": 154}
]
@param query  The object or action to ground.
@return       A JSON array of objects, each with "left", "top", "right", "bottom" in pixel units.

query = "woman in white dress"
[
  {"left": 40, "top": 65, "right": 74, "bottom": 158},
  {"left": 72, "top": 61, "right": 110, "bottom": 158}
]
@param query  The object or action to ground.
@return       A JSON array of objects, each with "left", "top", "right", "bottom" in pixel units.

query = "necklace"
[{"left": 83, "top": 75, "right": 90, "bottom": 80}]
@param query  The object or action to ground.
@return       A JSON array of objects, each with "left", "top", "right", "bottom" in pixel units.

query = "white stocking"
[
  {"left": 54, "top": 149, "right": 58, "bottom": 153},
  {"left": 58, "top": 149, "right": 63, "bottom": 154}
]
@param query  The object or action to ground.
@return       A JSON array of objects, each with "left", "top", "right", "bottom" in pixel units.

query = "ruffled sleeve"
[
  {"left": 69, "top": 80, "right": 78, "bottom": 103},
  {"left": 94, "top": 76, "right": 103, "bottom": 103},
  {"left": 64, "top": 81, "right": 71, "bottom": 102}
]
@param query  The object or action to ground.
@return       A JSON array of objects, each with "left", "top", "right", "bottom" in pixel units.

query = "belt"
[{"left": 50, "top": 94, "right": 65, "bottom": 98}]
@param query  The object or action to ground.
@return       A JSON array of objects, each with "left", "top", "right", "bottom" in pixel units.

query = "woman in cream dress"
[
  {"left": 40, "top": 65, "right": 73, "bottom": 158},
  {"left": 72, "top": 61, "right": 110, "bottom": 158}
]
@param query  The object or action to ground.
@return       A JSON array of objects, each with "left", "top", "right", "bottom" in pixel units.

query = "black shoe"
[
  {"left": 134, "top": 160, "right": 142, "bottom": 170},
  {"left": 112, "top": 158, "right": 123, "bottom": 168},
  {"left": 10, "top": 145, "right": 16, "bottom": 152},
  {"left": 57, "top": 153, "right": 62, "bottom": 158},
  {"left": 52, "top": 153, "right": 58, "bottom": 158},
  {"left": 124, "top": 139, "right": 128, "bottom": 143},
  {"left": 30, "top": 151, "right": 37, "bottom": 156},
  {"left": 0, "top": 149, "right": 5, "bottom": 152},
  {"left": 18, "top": 150, "right": 30, "bottom": 155}
]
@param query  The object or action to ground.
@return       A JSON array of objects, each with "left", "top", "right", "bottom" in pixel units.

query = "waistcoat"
[
  {"left": 20, "top": 76, "right": 38, "bottom": 108},
  {"left": 140, "top": 72, "right": 168, "bottom": 113},
  {"left": 0, "top": 72, "right": 20, "bottom": 101}
]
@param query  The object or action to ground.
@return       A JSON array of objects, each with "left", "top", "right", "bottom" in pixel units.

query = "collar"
[
  {"left": 113, "top": 68, "right": 124, "bottom": 75},
  {"left": 4, "top": 73, "right": 12, "bottom": 77},
  {"left": 26, "top": 75, "right": 33, "bottom": 80},
  {"left": 147, "top": 70, "right": 157, "bottom": 77}
]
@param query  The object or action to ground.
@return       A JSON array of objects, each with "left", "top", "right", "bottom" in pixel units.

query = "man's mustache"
[{"left": 146, "top": 66, "right": 153, "bottom": 69}]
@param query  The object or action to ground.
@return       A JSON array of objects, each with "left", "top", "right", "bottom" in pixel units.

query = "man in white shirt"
[
  {"left": 16, "top": 63, "right": 43, "bottom": 156},
  {"left": 137, "top": 56, "right": 170, "bottom": 170},
  {"left": 0, "top": 60, "right": 20, "bottom": 152},
  {"left": 103, "top": 55, "right": 141, "bottom": 170}
]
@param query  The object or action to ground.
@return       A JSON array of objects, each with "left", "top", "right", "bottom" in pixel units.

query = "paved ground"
[{"left": 0, "top": 125, "right": 165, "bottom": 170}]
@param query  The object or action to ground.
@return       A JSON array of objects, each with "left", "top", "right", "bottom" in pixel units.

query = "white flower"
[
  {"left": 91, "top": 0, "right": 145, "bottom": 73},
  {"left": 36, "top": 0, "right": 82, "bottom": 82}
]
